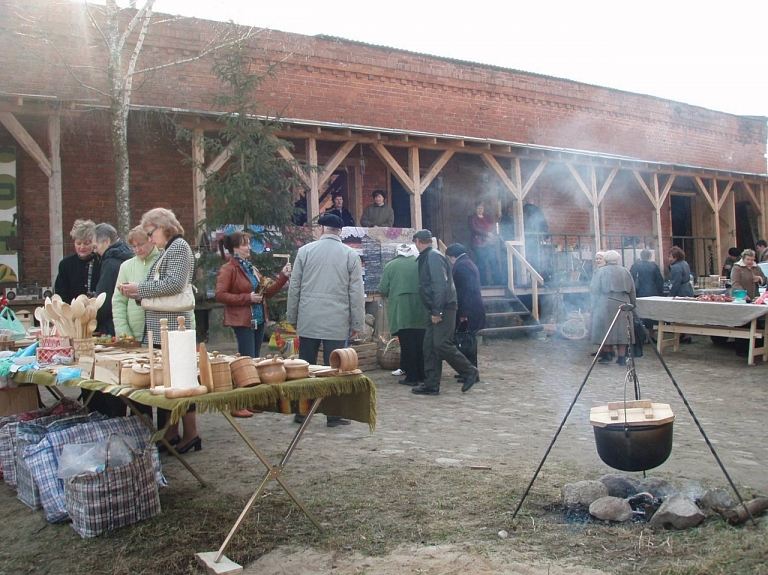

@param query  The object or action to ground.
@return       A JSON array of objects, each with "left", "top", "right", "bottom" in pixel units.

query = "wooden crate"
[
  {"left": 0, "top": 386, "right": 39, "bottom": 417},
  {"left": 314, "top": 342, "right": 379, "bottom": 371}
]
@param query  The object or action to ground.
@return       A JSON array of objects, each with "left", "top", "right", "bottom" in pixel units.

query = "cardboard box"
[{"left": 0, "top": 386, "right": 39, "bottom": 417}]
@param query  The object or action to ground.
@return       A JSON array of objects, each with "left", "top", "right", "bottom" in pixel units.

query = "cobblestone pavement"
[{"left": 183, "top": 333, "right": 768, "bottom": 495}]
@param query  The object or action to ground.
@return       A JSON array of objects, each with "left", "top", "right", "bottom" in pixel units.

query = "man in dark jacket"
[
  {"left": 445, "top": 243, "right": 486, "bottom": 368},
  {"left": 93, "top": 223, "right": 133, "bottom": 336},
  {"left": 412, "top": 230, "right": 479, "bottom": 395},
  {"left": 629, "top": 250, "right": 664, "bottom": 298},
  {"left": 325, "top": 192, "right": 355, "bottom": 227}
]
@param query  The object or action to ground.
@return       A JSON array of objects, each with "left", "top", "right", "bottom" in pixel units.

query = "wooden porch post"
[
  {"left": 307, "top": 138, "right": 319, "bottom": 224},
  {"left": 408, "top": 147, "right": 422, "bottom": 229},
  {"left": 48, "top": 112, "right": 63, "bottom": 284},
  {"left": 192, "top": 129, "right": 206, "bottom": 235}
]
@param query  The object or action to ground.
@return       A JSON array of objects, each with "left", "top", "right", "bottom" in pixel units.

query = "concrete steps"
[{"left": 477, "top": 288, "right": 542, "bottom": 339}]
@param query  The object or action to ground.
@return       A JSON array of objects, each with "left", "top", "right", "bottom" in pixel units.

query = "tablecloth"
[
  {"left": 636, "top": 296, "right": 768, "bottom": 327},
  {"left": 14, "top": 370, "right": 377, "bottom": 431}
]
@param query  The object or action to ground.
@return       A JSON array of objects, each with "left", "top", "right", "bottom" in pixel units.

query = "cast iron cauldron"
[
  {"left": 593, "top": 422, "right": 673, "bottom": 472},
  {"left": 590, "top": 400, "right": 675, "bottom": 472}
]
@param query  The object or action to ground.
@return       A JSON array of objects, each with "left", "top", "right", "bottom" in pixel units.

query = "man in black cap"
[
  {"left": 411, "top": 229, "right": 480, "bottom": 395},
  {"left": 287, "top": 212, "right": 365, "bottom": 426},
  {"left": 360, "top": 189, "right": 394, "bottom": 227},
  {"left": 325, "top": 192, "right": 355, "bottom": 227}
]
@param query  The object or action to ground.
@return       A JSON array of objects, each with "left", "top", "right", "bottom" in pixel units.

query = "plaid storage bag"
[
  {"left": 15, "top": 412, "right": 102, "bottom": 510},
  {"left": 65, "top": 434, "right": 161, "bottom": 538},
  {"left": 23, "top": 416, "right": 165, "bottom": 523},
  {"left": 0, "top": 397, "right": 82, "bottom": 480}
]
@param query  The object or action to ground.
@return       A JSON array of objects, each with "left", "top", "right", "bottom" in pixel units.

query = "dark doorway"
[
  {"left": 670, "top": 194, "right": 696, "bottom": 270},
  {"left": 391, "top": 178, "right": 412, "bottom": 228},
  {"left": 735, "top": 201, "right": 759, "bottom": 251}
]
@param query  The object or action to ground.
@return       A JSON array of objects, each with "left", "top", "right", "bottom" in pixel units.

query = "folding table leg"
[
  {"left": 120, "top": 397, "right": 209, "bottom": 488},
  {"left": 213, "top": 397, "right": 324, "bottom": 565}
]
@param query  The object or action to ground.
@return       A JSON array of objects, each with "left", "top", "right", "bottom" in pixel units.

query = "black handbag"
[{"left": 454, "top": 324, "right": 477, "bottom": 360}]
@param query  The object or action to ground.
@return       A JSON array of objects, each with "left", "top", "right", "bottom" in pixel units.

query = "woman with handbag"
[
  {"left": 215, "top": 231, "right": 291, "bottom": 417},
  {"left": 119, "top": 208, "right": 200, "bottom": 454},
  {"left": 445, "top": 244, "right": 486, "bottom": 368}
]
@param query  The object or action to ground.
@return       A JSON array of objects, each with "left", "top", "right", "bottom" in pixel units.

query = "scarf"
[{"left": 234, "top": 254, "right": 264, "bottom": 325}]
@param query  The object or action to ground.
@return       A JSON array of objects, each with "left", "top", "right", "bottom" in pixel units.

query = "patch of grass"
[{"left": 1, "top": 464, "right": 765, "bottom": 574}]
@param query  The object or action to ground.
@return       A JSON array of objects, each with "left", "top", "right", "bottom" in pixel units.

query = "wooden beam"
[
  {"left": 481, "top": 152, "right": 518, "bottom": 196},
  {"left": 0, "top": 111, "right": 52, "bottom": 178},
  {"left": 567, "top": 163, "right": 593, "bottom": 204},
  {"left": 307, "top": 137, "right": 319, "bottom": 224},
  {"left": 372, "top": 143, "right": 414, "bottom": 192},
  {"left": 408, "top": 147, "right": 422, "bottom": 229},
  {"left": 632, "top": 170, "right": 657, "bottom": 207},
  {"left": 743, "top": 181, "right": 762, "bottom": 216},
  {"left": 717, "top": 180, "right": 735, "bottom": 212},
  {"left": 48, "top": 112, "right": 62, "bottom": 284},
  {"left": 276, "top": 144, "right": 312, "bottom": 189},
  {"left": 659, "top": 173, "right": 676, "bottom": 207},
  {"left": 318, "top": 140, "right": 356, "bottom": 188},
  {"left": 693, "top": 177, "right": 717, "bottom": 213},
  {"left": 207, "top": 143, "right": 233, "bottom": 175},
  {"left": 521, "top": 160, "right": 547, "bottom": 200},
  {"left": 596, "top": 167, "right": 618, "bottom": 205},
  {"left": 192, "top": 129, "right": 206, "bottom": 231},
  {"left": 419, "top": 150, "right": 454, "bottom": 194}
]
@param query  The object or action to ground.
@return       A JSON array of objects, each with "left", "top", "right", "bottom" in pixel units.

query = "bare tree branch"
[
  {"left": 122, "top": 3, "right": 154, "bottom": 108},
  {"left": 116, "top": 0, "right": 154, "bottom": 56}
]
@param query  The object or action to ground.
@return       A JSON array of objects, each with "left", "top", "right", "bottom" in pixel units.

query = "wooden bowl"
[
  {"left": 329, "top": 348, "right": 358, "bottom": 372},
  {"left": 256, "top": 356, "right": 286, "bottom": 384},
  {"left": 283, "top": 358, "right": 310, "bottom": 380}
]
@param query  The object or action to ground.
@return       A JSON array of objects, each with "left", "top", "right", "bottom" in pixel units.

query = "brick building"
[{"left": 1, "top": 0, "right": 766, "bottom": 292}]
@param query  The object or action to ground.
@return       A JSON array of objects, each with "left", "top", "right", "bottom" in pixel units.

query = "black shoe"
[
  {"left": 294, "top": 413, "right": 306, "bottom": 424},
  {"left": 412, "top": 385, "right": 439, "bottom": 396},
  {"left": 597, "top": 353, "right": 612, "bottom": 364},
  {"left": 616, "top": 356, "right": 627, "bottom": 366},
  {"left": 176, "top": 437, "right": 202, "bottom": 454},
  {"left": 398, "top": 379, "right": 418, "bottom": 386},
  {"left": 157, "top": 435, "right": 180, "bottom": 454},
  {"left": 326, "top": 417, "right": 351, "bottom": 427},
  {"left": 461, "top": 367, "right": 480, "bottom": 393},
  {"left": 680, "top": 336, "right": 692, "bottom": 344},
  {"left": 454, "top": 374, "right": 463, "bottom": 379}
]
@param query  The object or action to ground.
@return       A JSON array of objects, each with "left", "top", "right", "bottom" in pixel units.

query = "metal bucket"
[{"left": 593, "top": 421, "right": 674, "bottom": 472}]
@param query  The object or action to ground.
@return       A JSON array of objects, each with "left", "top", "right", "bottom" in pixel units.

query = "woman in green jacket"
[{"left": 111, "top": 225, "right": 160, "bottom": 340}]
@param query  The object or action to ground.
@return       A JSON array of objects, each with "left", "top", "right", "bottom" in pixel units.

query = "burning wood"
[{"left": 716, "top": 495, "right": 768, "bottom": 525}]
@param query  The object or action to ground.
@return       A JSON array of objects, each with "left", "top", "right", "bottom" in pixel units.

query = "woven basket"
[{"left": 377, "top": 338, "right": 400, "bottom": 371}]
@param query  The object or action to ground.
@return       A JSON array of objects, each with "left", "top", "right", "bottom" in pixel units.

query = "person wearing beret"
[
  {"left": 287, "top": 212, "right": 365, "bottom": 426},
  {"left": 325, "top": 192, "right": 355, "bottom": 227},
  {"left": 360, "top": 189, "right": 394, "bottom": 227},
  {"left": 412, "top": 230, "right": 480, "bottom": 395}
]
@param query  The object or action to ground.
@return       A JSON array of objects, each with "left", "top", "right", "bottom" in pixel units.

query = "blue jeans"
[{"left": 233, "top": 323, "right": 267, "bottom": 358}]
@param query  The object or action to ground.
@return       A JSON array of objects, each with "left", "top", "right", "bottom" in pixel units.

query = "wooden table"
[
  {"left": 636, "top": 296, "right": 768, "bottom": 365},
  {"left": 14, "top": 369, "right": 377, "bottom": 573}
]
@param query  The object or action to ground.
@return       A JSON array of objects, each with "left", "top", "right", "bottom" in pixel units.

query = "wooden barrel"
[
  {"left": 329, "top": 348, "right": 358, "bottom": 371},
  {"left": 211, "top": 360, "right": 233, "bottom": 392},
  {"left": 230, "top": 356, "right": 260, "bottom": 388}
]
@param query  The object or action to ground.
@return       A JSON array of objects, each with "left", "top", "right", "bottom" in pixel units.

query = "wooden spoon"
[{"left": 71, "top": 300, "right": 86, "bottom": 339}]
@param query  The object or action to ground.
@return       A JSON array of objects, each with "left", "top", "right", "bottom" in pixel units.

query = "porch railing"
[{"left": 505, "top": 241, "right": 543, "bottom": 321}]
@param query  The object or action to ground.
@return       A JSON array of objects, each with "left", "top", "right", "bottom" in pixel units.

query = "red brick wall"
[{"left": 1, "top": 0, "right": 765, "bottom": 174}]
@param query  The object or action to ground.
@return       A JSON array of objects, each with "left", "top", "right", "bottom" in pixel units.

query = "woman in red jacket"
[{"left": 216, "top": 231, "right": 291, "bottom": 416}]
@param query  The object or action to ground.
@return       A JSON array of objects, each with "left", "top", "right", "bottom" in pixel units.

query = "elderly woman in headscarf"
[{"left": 590, "top": 250, "right": 636, "bottom": 365}]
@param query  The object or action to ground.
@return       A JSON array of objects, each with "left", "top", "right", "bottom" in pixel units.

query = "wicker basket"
[{"left": 377, "top": 338, "right": 400, "bottom": 371}]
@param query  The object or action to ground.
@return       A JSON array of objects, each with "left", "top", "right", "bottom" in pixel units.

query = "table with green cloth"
[{"left": 14, "top": 369, "right": 377, "bottom": 569}]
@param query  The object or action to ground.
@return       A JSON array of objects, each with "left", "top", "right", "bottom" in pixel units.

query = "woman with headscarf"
[
  {"left": 590, "top": 250, "right": 636, "bottom": 365},
  {"left": 54, "top": 219, "right": 101, "bottom": 302},
  {"left": 379, "top": 243, "right": 427, "bottom": 385}
]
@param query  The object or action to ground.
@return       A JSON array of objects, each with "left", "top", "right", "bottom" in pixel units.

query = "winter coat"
[
  {"left": 138, "top": 236, "right": 195, "bottom": 346},
  {"left": 668, "top": 259, "right": 694, "bottom": 297},
  {"left": 111, "top": 247, "right": 160, "bottom": 339},
  {"left": 590, "top": 262, "right": 636, "bottom": 345},
  {"left": 730, "top": 260, "right": 766, "bottom": 300},
  {"left": 416, "top": 245, "right": 457, "bottom": 316},
  {"left": 468, "top": 214, "right": 493, "bottom": 248},
  {"left": 451, "top": 254, "right": 487, "bottom": 333},
  {"left": 54, "top": 253, "right": 100, "bottom": 303},
  {"left": 360, "top": 204, "right": 394, "bottom": 227},
  {"left": 95, "top": 240, "right": 134, "bottom": 335},
  {"left": 325, "top": 207, "right": 355, "bottom": 227},
  {"left": 629, "top": 259, "right": 664, "bottom": 298},
  {"left": 286, "top": 234, "right": 365, "bottom": 340},
  {"left": 215, "top": 257, "right": 288, "bottom": 327},
  {"left": 379, "top": 255, "right": 428, "bottom": 334}
]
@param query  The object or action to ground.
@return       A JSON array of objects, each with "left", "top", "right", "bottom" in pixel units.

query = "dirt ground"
[
  {"left": 3, "top": 331, "right": 767, "bottom": 574},
  {"left": 172, "top": 332, "right": 766, "bottom": 574}
]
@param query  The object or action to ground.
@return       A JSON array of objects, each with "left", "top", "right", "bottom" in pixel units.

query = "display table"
[
  {"left": 636, "top": 296, "right": 768, "bottom": 364},
  {"left": 13, "top": 369, "right": 377, "bottom": 572}
]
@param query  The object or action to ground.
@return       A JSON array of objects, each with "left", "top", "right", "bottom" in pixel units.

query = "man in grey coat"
[
  {"left": 412, "top": 230, "right": 480, "bottom": 396},
  {"left": 287, "top": 213, "right": 365, "bottom": 426}
]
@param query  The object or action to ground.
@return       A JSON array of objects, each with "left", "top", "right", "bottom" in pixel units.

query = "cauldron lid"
[{"left": 590, "top": 399, "right": 674, "bottom": 428}]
